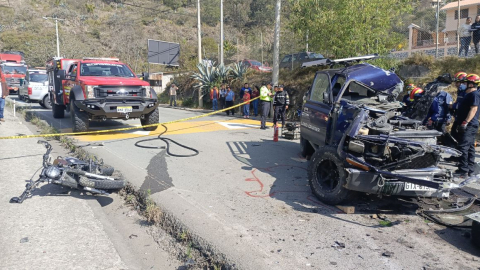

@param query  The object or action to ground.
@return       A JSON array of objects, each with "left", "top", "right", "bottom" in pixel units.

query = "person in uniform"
[{"left": 454, "top": 74, "right": 480, "bottom": 177}]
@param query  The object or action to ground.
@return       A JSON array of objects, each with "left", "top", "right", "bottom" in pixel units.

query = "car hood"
[
  {"left": 344, "top": 64, "right": 403, "bottom": 98},
  {"left": 80, "top": 76, "right": 149, "bottom": 87}
]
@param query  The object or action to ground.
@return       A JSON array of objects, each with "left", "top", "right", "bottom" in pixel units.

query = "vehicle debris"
[{"left": 300, "top": 58, "right": 477, "bottom": 205}]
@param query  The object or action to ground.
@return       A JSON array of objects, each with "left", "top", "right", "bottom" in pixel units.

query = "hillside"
[{"left": 0, "top": 0, "right": 302, "bottom": 73}]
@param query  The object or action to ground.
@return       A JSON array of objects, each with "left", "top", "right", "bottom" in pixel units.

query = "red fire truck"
[
  {"left": 46, "top": 57, "right": 159, "bottom": 132},
  {"left": 0, "top": 52, "right": 28, "bottom": 94}
]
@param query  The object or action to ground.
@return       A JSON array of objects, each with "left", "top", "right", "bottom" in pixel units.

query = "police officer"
[
  {"left": 259, "top": 82, "right": 273, "bottom": 129},
  {"left": 454, "top": 74, "right": 480, "bottom": 177},
  {"left": 451, "top": 72, "right": 468, "bottom": 142},
  {"left": 273, "top": 85, "right": 290, "bottom": 128},
  {"left": 424, "top": 90, "right": 453, "bottom": 132}
]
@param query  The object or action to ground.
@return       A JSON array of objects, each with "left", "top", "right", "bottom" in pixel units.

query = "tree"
[
  {"left": 249, "top": 0, "right": 275, "bottom": 27},
  {"left": 289, "top": 0, "right": 412, "bottom": 58},
  {"left": 201, "top": 0, "right": 220, "bottom": 27}
]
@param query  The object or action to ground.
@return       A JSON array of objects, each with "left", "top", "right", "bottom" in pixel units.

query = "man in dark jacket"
[
  {"left": 454, "top": 74, "right": 480, "bottom": 177},
  {"left": 273, "top": 85, "right": 289, "bottom": 127},
  {"left": 0, "top": 75, "right": 8, "bottom": 122},
  {"left": 424, "top": 91, "right": 453, "bottom": 132}
]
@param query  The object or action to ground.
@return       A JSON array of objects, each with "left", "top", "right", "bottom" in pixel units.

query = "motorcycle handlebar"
[{"left": 38, "top": 140, "right": 53, "bottom": 168}]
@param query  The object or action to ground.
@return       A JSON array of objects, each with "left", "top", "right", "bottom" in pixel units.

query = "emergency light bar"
[
  {"left": 301, "top": 54, "right": 378, "bottom": 68},
  {"left": 83, "top": 57, "right": 120, "bottom": 62}
]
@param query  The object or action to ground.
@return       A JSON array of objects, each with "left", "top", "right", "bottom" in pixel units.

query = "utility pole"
[
  {"left": 220, "top": 0, "right": 224, "bottom": 66},
  {"left": 43, "top": 17, "right": 64, "bottom": 57},
  {"left": 272, "top": 0, "right": 281, "bottom": 86},
  {"left": 197, "top": 0, "right": 202, "bottom": 64},
  {"left": 261, "top": 31, "right": 263, "bottom": 66},
  {"left": 197, "top": 0, "right": 203, "bottom": 108},
  {"left": 435, "top": 0, "right": 440, "bottom": 58},
  {"left": 457, "top": 0, "right": 460, "bottom": 54},
  {"left": 306, "top": 31, "right": 309, "bottom": 52}
]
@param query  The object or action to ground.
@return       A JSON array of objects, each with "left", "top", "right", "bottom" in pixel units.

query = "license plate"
[
  {"left": 117, "top": 106, "right": 132, "bottom": 113},
  {"left": 404, "top": 182, "right": 436, "bottom": 191}
]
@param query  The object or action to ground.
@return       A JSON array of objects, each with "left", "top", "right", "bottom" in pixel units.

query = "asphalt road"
[
  {"left": 6, "top": 96, "right": 480, "bottom": 270},
  {"left": 0, "top": 105, "right": 181, "bottom": 270}
]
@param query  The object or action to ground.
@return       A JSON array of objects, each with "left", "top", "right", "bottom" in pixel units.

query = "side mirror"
[
  {"left": 323, "top": 92, "right": 330, "bottom": 103},
  {"left": 57, "top": 70, "right": 66, "bottom": 80}
]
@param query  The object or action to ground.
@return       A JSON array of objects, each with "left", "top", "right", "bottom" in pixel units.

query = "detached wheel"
[
  {"left": 52, "top": 102, "right": 65, "bottom": 119},
  {"left": 141, "top": 108, "right": 159, "bottom": 131},
  {"left": 70, "top": 98, "right": 89, "bottom": 132},
  {"left": 308, "top": 146, "right": 350, "bottom": 205},
  {"left": 42, "top": 95, "right": 52, "bottom": 109}
]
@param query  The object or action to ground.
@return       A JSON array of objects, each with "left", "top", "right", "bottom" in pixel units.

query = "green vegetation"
[
  {"left": 378, "top": 220, "right": 393, "bottom": 227},
  {"left": 289, "top": 0, "right": 412, "bottom": 58}
]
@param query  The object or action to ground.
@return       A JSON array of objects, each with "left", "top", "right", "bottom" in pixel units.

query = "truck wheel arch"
[{"left": 71, "top": 86, "right": 85, "bottom": 102}]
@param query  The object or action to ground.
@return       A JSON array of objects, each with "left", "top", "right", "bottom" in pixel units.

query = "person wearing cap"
[
  {"left": 225, "top": 85, "right": 235, "bottom": 116},
  {"left": 169, "top": 83, "right": 178, "bottom": 107},
  {"left": 454, "top": 73, "right": 480, "bottom": 177},
  {"left": 259, "top": 82, "right": 273, "bottom": 129},
  {"left": 273, "top": 85, "right": 289, "bottom": 128}
]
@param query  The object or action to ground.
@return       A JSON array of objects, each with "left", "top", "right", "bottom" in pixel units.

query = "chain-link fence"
[{"left": 390, "top": 0, "right": 480, "bottom": 59}]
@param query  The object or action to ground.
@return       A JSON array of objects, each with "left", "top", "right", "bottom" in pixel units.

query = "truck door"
[
  {"left": 63, "top": 63, "right": 77, "bottom": 103},
  {"left": 301, "top": 72, "right": 332, "bottom": 147}
]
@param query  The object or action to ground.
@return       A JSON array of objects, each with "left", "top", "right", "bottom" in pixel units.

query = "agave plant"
[
  {"left": 230, "top": 62, "right": 248, "bottom": 82},
  {"left": 191, "top": 61, "right": 220, "bottom": 98},
  {"left": 215, "top": 64, "right": 232, "bottom": 83}
]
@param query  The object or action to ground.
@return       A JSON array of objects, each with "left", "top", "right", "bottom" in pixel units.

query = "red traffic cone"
[{"left": 273, "top": 124, "right": 279, "bottom": 142}]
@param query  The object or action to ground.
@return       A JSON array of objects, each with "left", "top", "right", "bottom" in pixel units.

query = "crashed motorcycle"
[{"left": 10, "top": 140, "right": 125, "bottom": 204}]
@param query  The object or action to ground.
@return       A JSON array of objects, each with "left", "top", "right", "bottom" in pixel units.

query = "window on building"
[{"left": 455, "top": 8, "right": 469, "bottom": 20}]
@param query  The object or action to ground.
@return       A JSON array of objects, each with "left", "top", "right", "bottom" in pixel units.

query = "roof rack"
[
  {"left": 83, "top": 57, "right": 120, "bottom": 62},
  {"left": 301, "top": 54, "right": 378, "bottom": 68}
]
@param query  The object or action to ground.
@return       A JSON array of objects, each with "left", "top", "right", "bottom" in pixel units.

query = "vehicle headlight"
[
  {"left": 85, "top": 85, "right": 97, "bottom": 99},
  {"left": 45, "top": 166, "right": 61, "bottom": 180}
]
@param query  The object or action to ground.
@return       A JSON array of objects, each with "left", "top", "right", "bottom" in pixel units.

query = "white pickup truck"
[{"left": 18, "top": 69, "right": 50, "bottom": 109}]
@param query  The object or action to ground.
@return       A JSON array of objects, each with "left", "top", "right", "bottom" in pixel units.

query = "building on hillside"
[{"left": 391, "top": 0, "right": 480, "bottom": 58}]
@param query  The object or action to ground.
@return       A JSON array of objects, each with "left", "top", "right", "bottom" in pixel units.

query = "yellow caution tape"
[{"left": 0, "top": 96, "right": 263, "bottom": 140}]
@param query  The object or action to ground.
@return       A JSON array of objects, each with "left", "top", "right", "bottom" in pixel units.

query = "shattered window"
[{"left": 310, "top": 73, "right": 330, "bottom": 103}]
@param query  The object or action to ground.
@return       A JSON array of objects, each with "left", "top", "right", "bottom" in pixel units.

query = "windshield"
[
  {"left": 2, "top": 65, "right": 27, "bottom": 75},
  {"left": 29, "top": 73, "right": 48, "bottom": 83},
  {"left": 309, "top": 53, "right": 324, "bottom": 59},
  {"left": 250, "top": 61, "right": 262, "bottom": 66},
  {"left": 80, "top": 63, "right": 135, "bottom": 77}
]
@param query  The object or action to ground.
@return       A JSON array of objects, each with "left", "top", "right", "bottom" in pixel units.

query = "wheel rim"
[{"left": 315, "top": 159, "right": 340, "bottom": 192}]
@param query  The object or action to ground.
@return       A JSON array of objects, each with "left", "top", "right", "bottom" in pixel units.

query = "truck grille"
[
  {"left": 7, "top": 78, "right": 20, "bottom": 86},
  {"left": 95, "top": 86, "right": 146, "bottom": 98}
]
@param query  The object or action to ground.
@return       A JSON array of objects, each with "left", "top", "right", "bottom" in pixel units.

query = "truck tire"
[
  {"left": 308, "top": 146, "right": 350, "bottom": 205},
  {"left": 19, "top": 95, "right": 24, "bottom": 101},
  {"left": 141, "top": 108, "right": 159, "bottom": 131},
  {"left": 79, "top": 176, "right": 125, "bottom": 190},
  {"left": 300, "top": 136, "right": 315, "bottom": 160},
  {"left": 41, "top": 95, "right": 52, "bottom": 109},
  {"left": 70, "top": 98, "right": 89, "bottom": 132},
  {"left": 52, "top": 103, "right": 65, "bottom": 118}
]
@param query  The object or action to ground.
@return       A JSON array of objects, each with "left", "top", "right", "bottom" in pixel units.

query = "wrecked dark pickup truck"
[{"left": 300, "top": 62, "right": 471, "bottom": 205}]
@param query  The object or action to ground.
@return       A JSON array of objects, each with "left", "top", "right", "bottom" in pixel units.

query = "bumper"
[
  {"left": 74, "top": 98, "right": 158, "bottom": 120},
  {"left": 345, "top": 167, "right": 450, "bottom": 198}
]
